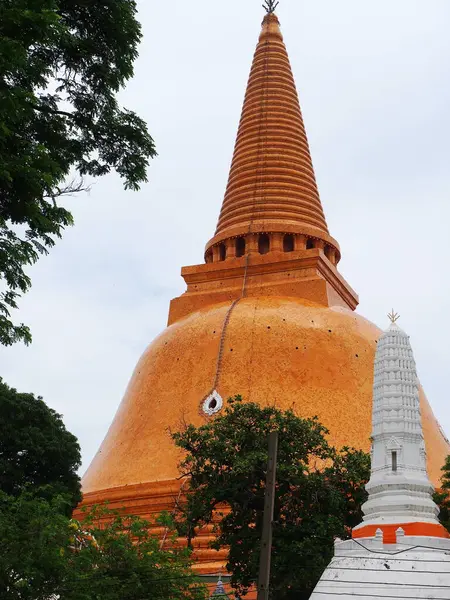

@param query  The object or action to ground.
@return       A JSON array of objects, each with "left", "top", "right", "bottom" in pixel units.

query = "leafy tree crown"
[
  {"left": 0, "top": 0, "right": 156, "bottom": 345},
  {"left": 0, "top": 377, "right": 81, "bottom": 511},
  {"left": 172, "top": 396, "right": 370, "bottom": 600}
]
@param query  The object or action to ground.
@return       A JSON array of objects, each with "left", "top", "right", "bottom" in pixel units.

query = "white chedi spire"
[
  {"left": 310, "top": 313, "right": 450, "bottom": 600},
  {"left": 354, "top": 312, "right": 440, "bottom": 533}
]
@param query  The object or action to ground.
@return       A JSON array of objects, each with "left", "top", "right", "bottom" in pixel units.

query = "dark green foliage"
[
  {"left": 61, "top": 507, "right": 208, "bottom": 600},
  {"left": 0, "top": 500, "right": 208, "bottom": 600},
  {"left": 172, "top": 396, "right": 370, "bottom": 600},
  {"left": 0, "top": 377, "right": 205, "bottom": 599},
  {"left": 325, "top": 446, "right": 371, "bottom": 532},
  {"left": 0, "top": 0, "right": 156, "bottom": 345},
  {"left": 0, "top": 377, "right": 81, "bottom": 511},
  {"left": 434, "top": 455, "right": 450, "bottom": 532},
  {"left": 0, "top": 492, "right": 71, "bottom": 600}
]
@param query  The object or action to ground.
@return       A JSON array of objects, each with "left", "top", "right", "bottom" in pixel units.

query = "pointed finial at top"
[
  {"left": 263, "top": 0, "right": 279, "bottom": 13},
  {"left": 388, "top": 309, "right": 400, "bottom": 324}
]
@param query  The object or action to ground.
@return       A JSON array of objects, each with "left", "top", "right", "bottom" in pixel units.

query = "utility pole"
[{"left": 257, "top": 430, "right": 278, "bottom": 600}]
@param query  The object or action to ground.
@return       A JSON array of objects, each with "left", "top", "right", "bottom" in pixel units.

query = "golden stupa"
[{"left": 76, "top": 12, "right": 450, "bottom": 573}]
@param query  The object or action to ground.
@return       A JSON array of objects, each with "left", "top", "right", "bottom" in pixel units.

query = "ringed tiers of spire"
[{"left": 205, "top": 13, "right": 341, "bottom": 263}]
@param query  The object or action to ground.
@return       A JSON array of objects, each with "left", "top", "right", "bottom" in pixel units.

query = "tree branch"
[
  {"left": 32, "top": 103, "right": 74, "bottom": 119},
  {"left": 44, "top": 178, "right": 91, "bottom": 203}
]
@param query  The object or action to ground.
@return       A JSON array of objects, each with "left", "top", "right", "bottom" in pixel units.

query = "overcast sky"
[{"left": 1, "top": 0, "right": 450, "bottom": 474}]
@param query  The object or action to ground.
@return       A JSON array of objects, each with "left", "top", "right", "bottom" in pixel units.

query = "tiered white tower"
[
  {"left": 310, "top": 314, "right": 450, "bottom": 600},
  {"left": 354, "top": 313, "right": 441, "bottom": 539}
]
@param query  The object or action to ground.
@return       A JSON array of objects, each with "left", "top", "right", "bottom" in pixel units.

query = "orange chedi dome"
[{"left": 76, "top": 11, "right": 450, "bottom": 575}]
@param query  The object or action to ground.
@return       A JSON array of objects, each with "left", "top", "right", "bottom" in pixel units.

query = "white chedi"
[
  {"left": 356, "top": 319, "right": 439, "bottom": 530},
  {"left": 310, "top": 315, "right": 450, "bottom": 600}
]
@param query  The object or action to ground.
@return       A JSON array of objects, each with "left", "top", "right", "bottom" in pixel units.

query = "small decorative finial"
[
  {"left": 263, "top": 0, "right": 279, "bottom": 14},
  {"left": 388, "top": 309, "right": 400, "bottom": 324},
  {"left": 211, "top": 573, "right": 227, "bottom": 597}
]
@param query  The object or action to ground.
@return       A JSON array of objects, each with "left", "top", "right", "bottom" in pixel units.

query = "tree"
[
  {"left": 0, "top": 378, "right": 205, "bottom": 600},
  {"left": 0, "top": 0, "right": 156, "bottom": 345},
  {"left": 326, "top": 446, "right": 371, "bottom": 532},
  {"left": 434, "top": 455, "right": 450, "bottom": 533},
  {"left": 0, "top": 499, "right": 208, "bottom": 600},
  {"left": 62, "top": 508, "right": 208, "bottom": 600},
  {"left": 0, "top": 491, "right": 71, "bottom": 600},
  {"left": 172, "top": 396, "right": 370, "bottom": 600},
  {"left": 0, "top": 377, "right": 81, "bottom": 511}
]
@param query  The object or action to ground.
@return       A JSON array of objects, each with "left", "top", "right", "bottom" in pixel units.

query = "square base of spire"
[{"left": 168, "top": 250, "right": 358, "bottom": 325}]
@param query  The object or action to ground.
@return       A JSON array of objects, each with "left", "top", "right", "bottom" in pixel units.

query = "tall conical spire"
[
  {"left": 206, "top": 12, "right": 340, "bottom": 261},
  {"left": 170, "top": 9, "right": 359, "bottom": 324}
]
